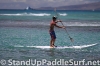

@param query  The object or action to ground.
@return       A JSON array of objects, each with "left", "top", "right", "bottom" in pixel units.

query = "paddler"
[{"left": 49, "top": 16, "right": 65, "bottom": 48}]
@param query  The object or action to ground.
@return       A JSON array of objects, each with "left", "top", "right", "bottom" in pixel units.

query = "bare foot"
[{"left": 50, "top": 45, "right": 54, "bottom": 48}]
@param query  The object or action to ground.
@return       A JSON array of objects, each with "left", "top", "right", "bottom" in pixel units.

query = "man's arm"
[
  {"left": 55, "top": 20, "right": 62, "bottom": 23},
  {"left": 55, "top": 24, "right": 65, "bottom": 29}
]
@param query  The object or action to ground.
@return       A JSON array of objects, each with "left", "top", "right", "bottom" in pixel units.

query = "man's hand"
[
  {"left": 57, "top": 20, "right": 62, "bottom": 22},
  {"left": 62, "top": 26, "right": 66, "bottom": 29}
]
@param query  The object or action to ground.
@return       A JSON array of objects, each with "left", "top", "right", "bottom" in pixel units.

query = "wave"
[
  {"left": 0, "top": 21, "right": 100, "bottom": 27},
  {"left": 62, "top": 22, "right": 100, "bottom": 26},
  {"left": 0, "top": 13, "right": 68, "bottom": 16},
  {"left": 0, "top": 13, "right": 51, "bottom": 16},
  {"left": 59, "top": 13, "right": 67, "bottom": 16},
  {"left": 30, "top": 13, "right": 50, "bottom": 16},
  {"left": 0, "top": 20, "right": 100, "bottom": 27},
  {"left": 14, "top": 43, "right": 97, "bottom": 49}
]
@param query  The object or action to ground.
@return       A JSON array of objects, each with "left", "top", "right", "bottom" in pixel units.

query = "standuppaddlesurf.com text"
[{"left": 0, "top": 59, "right": 100, "bottom": 66}]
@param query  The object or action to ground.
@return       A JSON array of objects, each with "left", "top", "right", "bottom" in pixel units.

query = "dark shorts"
[{"left": 50, "top": 31, "right": 56, "bottom": 39}]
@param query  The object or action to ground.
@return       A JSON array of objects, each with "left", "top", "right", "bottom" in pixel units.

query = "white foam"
[
  {"left": 0, "top": 13, "right": 51, "bottom": 16},
  {"left": 0, "top": 13, "right": 68, "bottom": 17},
  {"left": 59, "top": 13, "right": 67, "bottom": 16},
  {"left": 0, "top": 14, "right": 23, "bottom": 16},
  {"left": 32, "top": 13, "right": 50, "bottom": 16}
]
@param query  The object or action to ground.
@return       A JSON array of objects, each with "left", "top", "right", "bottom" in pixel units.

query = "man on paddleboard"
[{"left": 49, "top": 16, "right": 65, "bottom": 48}]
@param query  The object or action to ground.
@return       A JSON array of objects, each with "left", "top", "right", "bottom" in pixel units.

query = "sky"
[{"left": 0, "top": 0, "right": 100, "bottom": 9}]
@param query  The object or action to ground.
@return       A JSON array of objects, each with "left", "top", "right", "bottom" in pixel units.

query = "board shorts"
[{"left": 49, "top": 31, "right": 56, "bottom": 39}]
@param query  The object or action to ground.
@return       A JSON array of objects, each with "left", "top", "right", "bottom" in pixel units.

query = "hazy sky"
[{"left": 0, "top": 0, "right": 100, "bottom": 9}]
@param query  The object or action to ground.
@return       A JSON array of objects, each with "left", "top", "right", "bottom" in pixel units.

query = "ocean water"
[{"left": 0, "top": 10, "right": 100, "bottom": 66}]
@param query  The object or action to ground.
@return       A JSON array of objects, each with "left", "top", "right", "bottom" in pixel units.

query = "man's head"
[{"left": 52, "top": 16, "right": 57, "bottom": 21}]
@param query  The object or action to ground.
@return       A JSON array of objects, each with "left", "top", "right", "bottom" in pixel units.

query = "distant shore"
[{"left": 0, "top": 2, "right": 100, "bottom": 10}]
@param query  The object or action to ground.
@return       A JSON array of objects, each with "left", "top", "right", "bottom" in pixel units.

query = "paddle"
[{"left": 54, "top": 8, "right": 74, "bottom": 42}]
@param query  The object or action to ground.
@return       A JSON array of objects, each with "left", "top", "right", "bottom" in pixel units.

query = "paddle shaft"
[
  {"left": 61, "top": 22, "right": 71, "bottom": 38},
  {"left": 54, "top": 9, "right": 73, "bottom": 42}
]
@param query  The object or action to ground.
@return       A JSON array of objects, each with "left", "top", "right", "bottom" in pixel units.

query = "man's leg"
[
  {"left": 50, "top": 39, "right": 53, "bottom": 47},
  {"left": 50, "top": 38, "right": 56, "bottom": 47},
  {"left": 50, "top": 31, "right": 56, "bottom": 47},
  {"left": 52, "top": 39, "right": 56, "bottom": 47}
]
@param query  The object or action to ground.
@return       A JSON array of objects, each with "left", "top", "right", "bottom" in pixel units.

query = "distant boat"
[{"left": 25, "top": 7, "right": 34, "bottom": 10}]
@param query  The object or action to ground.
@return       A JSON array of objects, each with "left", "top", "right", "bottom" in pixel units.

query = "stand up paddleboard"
[
  {"left": 26, "top": 43, "right": 97, "bottom": 49},
  {"left": 14, "top": 43, "right": 97, "bottom": 49}
]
